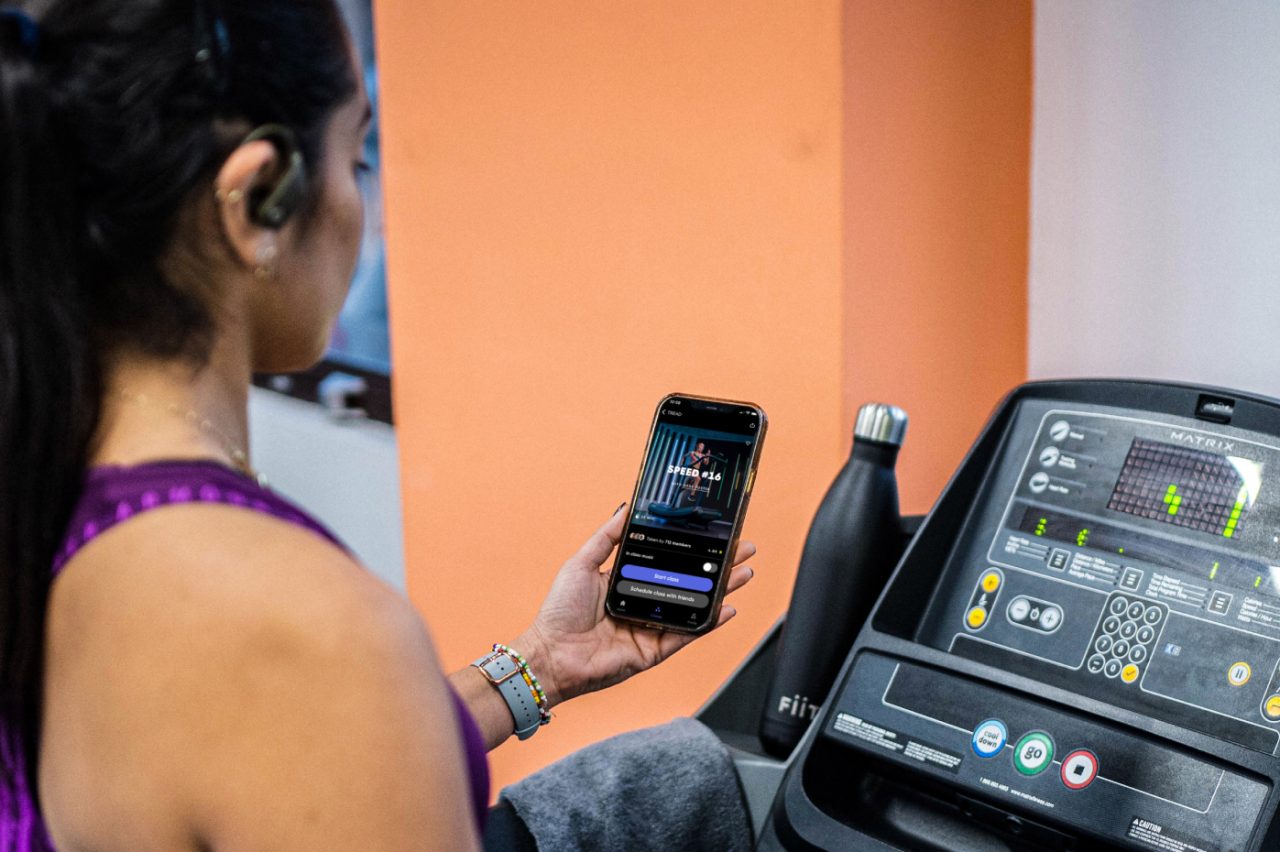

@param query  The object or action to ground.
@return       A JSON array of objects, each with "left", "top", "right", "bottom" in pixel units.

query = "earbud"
[{"left": 240, "top": 124, "right": 307, "bottom": 229}]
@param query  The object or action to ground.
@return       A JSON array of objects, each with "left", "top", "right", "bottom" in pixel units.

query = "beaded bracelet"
[{"left": 493, "top": 643, "right": 553, "bottom": 725}]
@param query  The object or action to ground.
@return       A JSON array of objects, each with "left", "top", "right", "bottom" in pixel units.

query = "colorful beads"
[{"left": 493, "top": 643, "right": 552, "bottom": 725}]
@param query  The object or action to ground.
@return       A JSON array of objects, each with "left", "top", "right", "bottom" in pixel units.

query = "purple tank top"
[{"left": 3, "top": 459, "right": 489, "bottom": 850}]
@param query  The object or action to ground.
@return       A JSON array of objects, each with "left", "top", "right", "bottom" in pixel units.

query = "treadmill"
[{"left": 702, "top": 380, "right": 1280, "bottom": 850}]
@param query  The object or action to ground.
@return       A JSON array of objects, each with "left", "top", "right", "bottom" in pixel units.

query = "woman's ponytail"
[
  {"left": 1, "top": 0, "right": 355, "bottom": 816},
  {"left": 0, "top": 6, "right": 103, "bottom": 802}
]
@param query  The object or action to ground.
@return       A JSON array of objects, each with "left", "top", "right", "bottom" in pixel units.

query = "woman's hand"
[{"left": 512, "top": 506, "right": 756, "bottom": 706}]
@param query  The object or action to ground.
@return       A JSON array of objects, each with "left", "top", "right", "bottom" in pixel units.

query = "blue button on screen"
[
  {"left": 621, "top": 564, "right": 713, "bottom": 593},
  {"left": 971, "top": 719, "right": 1008, "bottom": 759}
]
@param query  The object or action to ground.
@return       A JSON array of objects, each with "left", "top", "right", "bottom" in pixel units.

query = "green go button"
[{"left": 1012, "top": 731, "right": 1055, "bottom": 776}]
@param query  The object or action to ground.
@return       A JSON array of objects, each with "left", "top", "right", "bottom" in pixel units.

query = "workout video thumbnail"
[{"left": 631, "top": 423, "right": 755, "bottom": 542}]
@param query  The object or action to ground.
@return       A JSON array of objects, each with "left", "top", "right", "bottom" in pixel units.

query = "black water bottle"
[{"left": 759, "top": 402, "right": 907, "bottom": 758}]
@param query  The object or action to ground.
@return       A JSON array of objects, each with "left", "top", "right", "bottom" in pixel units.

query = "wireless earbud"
[{"left": 241, "top": 124, "right": 307, "bottom": 229}]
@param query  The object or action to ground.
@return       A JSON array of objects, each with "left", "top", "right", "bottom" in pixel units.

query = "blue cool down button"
[{"left": 621, "top": 564, "right": 714, "bottom": 593}]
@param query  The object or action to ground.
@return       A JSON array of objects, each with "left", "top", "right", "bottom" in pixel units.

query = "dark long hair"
[{"left": 0, "top": 0, "right": 356, "bottom": 809}]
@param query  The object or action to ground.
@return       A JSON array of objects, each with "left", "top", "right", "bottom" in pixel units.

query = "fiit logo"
[
  {"left": 1169, "top": 431, "right": 1235, "bottom": 453},
  {"left": 777, "top": 694, "right": 819, "bottom": 720}
]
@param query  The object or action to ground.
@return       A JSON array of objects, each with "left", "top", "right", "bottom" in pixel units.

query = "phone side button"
[{"left": 746, "top": 471, "right": 756, "bottom": 493}]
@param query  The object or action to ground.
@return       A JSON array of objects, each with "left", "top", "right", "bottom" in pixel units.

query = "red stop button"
[{"left": 1060, "top": 749, "right": 1099, "bottom": 790}]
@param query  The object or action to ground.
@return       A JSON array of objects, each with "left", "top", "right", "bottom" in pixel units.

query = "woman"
[{"left": 0, "top": 1, "right": 755, "bottom": 848}]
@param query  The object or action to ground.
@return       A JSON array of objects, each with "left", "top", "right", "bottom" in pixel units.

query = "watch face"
[{"left": 478, "top": 650, "right": 544, "bottom": 737}]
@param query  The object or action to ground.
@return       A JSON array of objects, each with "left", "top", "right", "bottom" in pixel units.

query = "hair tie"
[
  {"left": 0, "top": 7, "right": 41, "bottom": 60},
  {"left": 194, "top": 0, "right": 231, "bottom": 98}
]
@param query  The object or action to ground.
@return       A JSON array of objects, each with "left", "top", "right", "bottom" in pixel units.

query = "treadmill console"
[{"left": 768, "top": 382, "right": 1280, "bottom": 852}]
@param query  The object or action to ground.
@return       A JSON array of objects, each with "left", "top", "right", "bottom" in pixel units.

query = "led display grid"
[{"left": 1107, "top": 438, "right": 1255, "bottom": 538}]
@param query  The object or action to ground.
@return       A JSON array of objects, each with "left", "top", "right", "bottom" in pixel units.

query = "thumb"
[{"left": 570, "top": 503, "right": 627, "bottom": 570}]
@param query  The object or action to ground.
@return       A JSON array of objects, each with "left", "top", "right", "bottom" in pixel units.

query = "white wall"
[
  {"left": 1030, "top": 1, "right": 1280, "bottom": 398},
  {"left": 247, "top": 387, "right": 405, "bottom": 590}
]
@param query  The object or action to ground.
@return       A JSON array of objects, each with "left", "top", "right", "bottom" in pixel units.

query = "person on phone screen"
[
  {"left": 0, "top": 2, "right": 756, "bottom": 849},
  {"left": 679, "top": 441, "right": 711, "bottom": 503}
]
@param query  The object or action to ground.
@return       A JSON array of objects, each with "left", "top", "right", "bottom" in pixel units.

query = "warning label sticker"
[
  {"left": 1127, "top": 817, "right": 1220, "bottom": 852},
  {"left": 832, "top": 713, "right": 963, "bottom": 774}
]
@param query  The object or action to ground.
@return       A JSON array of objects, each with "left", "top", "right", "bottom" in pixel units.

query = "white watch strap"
[{"left": 473, "top": 650, "right": 542, "bottom": 740}]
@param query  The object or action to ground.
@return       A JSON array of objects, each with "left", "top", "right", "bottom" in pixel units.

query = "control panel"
[
  {"left": 821, "top": 654, "right": 1267, "bottom": 852},
  {"left": 767, "top": 383, "right": 1280, "bottom": 851},
  {"left": 924, "top": 406, "right": 1280, "bottom": 755}
]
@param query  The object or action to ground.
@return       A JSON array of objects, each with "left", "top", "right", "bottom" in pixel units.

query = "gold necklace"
[{"left": 113, "top": 389, "right": 269, "bottom": 488}]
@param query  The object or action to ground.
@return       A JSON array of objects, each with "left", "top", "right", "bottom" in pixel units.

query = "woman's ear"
[{"left": 212, "top": 139, "right": 289, "bottom": 272}]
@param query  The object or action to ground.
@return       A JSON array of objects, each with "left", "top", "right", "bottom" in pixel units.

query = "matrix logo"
[
  {"left": 1169, "top": 431, "right": 1235, "bottom": 453},
  {"left": 778, "top": 695, "right": 820, "bottom": 720}
]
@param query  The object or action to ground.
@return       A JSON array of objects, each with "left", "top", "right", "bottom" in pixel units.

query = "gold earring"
[
  {"left": 254, "top": 242, "right": 278, "bottom": 280},
  {"left": 215, "top": 187, "right": 244, "bottom": 205}
]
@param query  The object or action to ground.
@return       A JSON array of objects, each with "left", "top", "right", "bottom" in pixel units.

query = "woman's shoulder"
[
  {"left": 42, "top": 476, "right": 467, "bottom": 849},
  {"left": 54, "top": 459, "right": 347, "bottom": 574},
  {"left": 50, "top": 478, "right": 418, "bottom": 662}
]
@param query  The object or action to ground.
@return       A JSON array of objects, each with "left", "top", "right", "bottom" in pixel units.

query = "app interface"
[{"left": 608, "top": 398, "right": 761, "bottom": 629}]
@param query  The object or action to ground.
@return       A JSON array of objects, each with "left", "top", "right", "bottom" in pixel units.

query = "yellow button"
[
  {"left": 981, "top": 572, "right": 1001, "bottom": 593},
  {"left": 1228, "top": 662, "right": 1252, "bottom": 687},
  {"left": 1265, "top": 696, "right": 1280, "bottom": 721},
  {"left": 967, "top": 607, "right": 988, "bottom": 629},
  {"left": 1122, "top": 664, "right": 1140, "bottom": 684}
]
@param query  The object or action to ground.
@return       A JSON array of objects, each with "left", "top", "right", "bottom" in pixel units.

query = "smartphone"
[{"left": 605, "top": 393, "right": 767, "bottom": 634}]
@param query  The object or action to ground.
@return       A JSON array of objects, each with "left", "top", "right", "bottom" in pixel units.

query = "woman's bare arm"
[
  {"left": 43, "top": 504, "right": 481, "bottom": 851},
  {"left": 447, "top": 509, "right": 756, "bottom": 751}
]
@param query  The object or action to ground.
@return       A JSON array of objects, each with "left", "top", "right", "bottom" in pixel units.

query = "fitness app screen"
[{"left": 607, "top": 397, "right": 763, "bottom": 630}]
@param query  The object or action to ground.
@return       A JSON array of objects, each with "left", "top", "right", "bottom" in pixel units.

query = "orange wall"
[
  {"left": 843, "top": 1, "right": 1032, "bottom": 514},
  {"left": 375, "top": 1, "right": 1029, "bottom": 794},
  {"left": 376, "top": 1, "right": 847, "bottom": 793}
]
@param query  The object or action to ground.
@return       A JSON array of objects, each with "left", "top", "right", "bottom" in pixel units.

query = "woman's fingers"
[
  {"left": 724, "top": 563, "right": 754, "bottom": 595},
  {"left": 658, "top": 602, "right": 740, "bottom": 656},
  {"left": 731, "top": 540, "right": 756, "bottom": 567}
]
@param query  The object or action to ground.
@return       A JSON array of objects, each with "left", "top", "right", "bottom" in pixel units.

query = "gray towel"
[{"left": 499, "top": 717, "right": 753, "bottom": 852}]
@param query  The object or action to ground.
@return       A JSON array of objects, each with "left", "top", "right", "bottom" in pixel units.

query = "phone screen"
[{"left": 606, "top": 395, "right": 764, "bottom": 632}]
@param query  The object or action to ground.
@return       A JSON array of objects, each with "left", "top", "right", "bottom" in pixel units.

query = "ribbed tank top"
[{"left": 2, "top": 459, "right": 489, "bottom": 850}]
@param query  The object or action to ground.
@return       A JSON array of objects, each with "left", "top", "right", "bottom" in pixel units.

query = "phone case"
[{"left": 605, "top": 392, "right": 768, "bottom": 635}]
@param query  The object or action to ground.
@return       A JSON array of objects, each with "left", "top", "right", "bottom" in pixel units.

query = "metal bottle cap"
[{"left": 853, "top": 403, "right": 909, "bottom": 447}]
